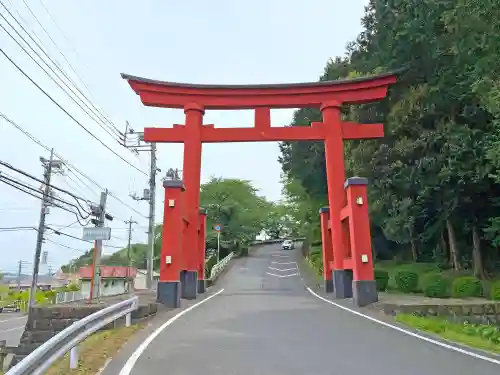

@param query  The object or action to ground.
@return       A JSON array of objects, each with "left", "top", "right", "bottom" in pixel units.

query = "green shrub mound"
[
  {"left": 421, "top": 273, "right": 450, "bottom": 298},
  {"left": 394, "top": 270, "right": 419, "bottom": 293},
  {"left": 451, "top": 276, "right": 482, "bottom": 298},
  {"left": 490, "top": 280, "right": 500, "bottom": 300},
  {"left": 374, "top": 269, "right": 389, "bottom": 291}
]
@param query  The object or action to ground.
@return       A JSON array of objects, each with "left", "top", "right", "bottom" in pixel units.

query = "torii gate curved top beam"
[{"left": 120, "top": 71, "right": 400, "bottom": 110}]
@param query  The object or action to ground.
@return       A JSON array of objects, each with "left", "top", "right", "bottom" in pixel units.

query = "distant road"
[{"left": 0, "top": 313, "right": 26, "bottom": 346}]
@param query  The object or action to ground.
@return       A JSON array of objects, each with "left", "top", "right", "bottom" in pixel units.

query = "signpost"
[
  {"left": 82, "top": 227, "right": 111, "bottom": 241},
  {"left": 214, "top": 224, "right": 222, "bottom": 262}
]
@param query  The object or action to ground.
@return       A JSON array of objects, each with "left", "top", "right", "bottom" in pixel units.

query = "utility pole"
[
  {"left": 28, "top": 149, "right": 62, "bottom": 318},
  {"left": 16, "top": 260, "right": 29, "bottom": 290},
  {"left": 125, "top": 217, "right": 137, "bottom": 291},
  {"left": 124, "top": 122, "right": 160, "bottom": 289},
  {"left": 89, "top": 189, "right": 111, "bottom": 301}
]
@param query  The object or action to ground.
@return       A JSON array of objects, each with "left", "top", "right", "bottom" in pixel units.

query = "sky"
[{"left": 0, "top": 0, "right": 368, "bottom": 274}]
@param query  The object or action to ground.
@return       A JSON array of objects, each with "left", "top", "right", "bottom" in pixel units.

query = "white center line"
[
  {"left": 268, "top": 267, "right": 297, "bottom": 272},
  {"left": 266, "top": 272, "right": 298, "bottom": 278},
  {"left": 271, "top": 261, "right": 296, "bottom": 265}
]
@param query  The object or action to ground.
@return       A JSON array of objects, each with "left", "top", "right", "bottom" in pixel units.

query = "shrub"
[
  {"left": 421, "top": 274, "right": 450, "bottom": 298},
  {"left": 307, "top": 252, "right": 323, "bottom": 276},
  {"left": 451, "top": 276, "right": 482, "bottom": 298},
  {"left": 394, "top": 270, "right": 419, "bottom": 293},
  {"left": 374, "top": 269, "right": 389, "bottom": 291},
  {"left": 205, "top": 255, "right": 218, "bottom": 278},
  {"left": 490, "top": 281, "right": 500, "bottom": 301}
]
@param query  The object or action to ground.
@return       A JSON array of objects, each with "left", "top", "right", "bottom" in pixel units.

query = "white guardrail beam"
[
  {"left": 210, "top": 252, "right": 235, "bottom": 280},
  {"left": 6, "top": 296, "right": 139, "bottom": 375}
]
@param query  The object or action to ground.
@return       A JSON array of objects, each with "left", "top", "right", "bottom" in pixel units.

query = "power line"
[
  {"left": 108, "top": 192, "right": 148, "bottom": 219},
  {"left": 0, "top": 47, "right": 148, "bottom": 176},
  {"left": 0, "top": 174, "right": 81, "bottom": 218},
  {"left": 0, "top": 170, "right": 90, "bottom": 218},
  {"left": 36, "top": 0, "right": 122, "bottom": 135},
  {"left": 0, "top": 5, "right": 123, "bottom": 140},
  {"left": 0, "top": 112, "right": 150, "bottom": 219},
  {"left": 0, "top": 159, "right": 90, "bottom": 204},
  {"left": 43, "top": 237, "right": 86, "bottom": 253},
  {"left": 45, "top": 226, "right": 125, "bottom": 250}
]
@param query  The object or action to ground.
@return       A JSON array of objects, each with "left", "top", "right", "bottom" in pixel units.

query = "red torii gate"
[{"left": 122, "top": 71, "right": 399, "bottom": 307}]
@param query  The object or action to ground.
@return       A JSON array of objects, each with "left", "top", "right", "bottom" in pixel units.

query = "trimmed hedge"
[
  {"left": 490, "top": 280, "right": 500, "bottom": 300},
  {"left": 421, "top": 273, "right": 450, "bottom": 298},
  {"left": 451, "top": 276, "right": 482, "bottom": 298},
  {"left": 374, "top": 269, "right": 389, "bottom": 291},
  {"left": 394, "top": 270, "right": 419, "bottom": 293}
]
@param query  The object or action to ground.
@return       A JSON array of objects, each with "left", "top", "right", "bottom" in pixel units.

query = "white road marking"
[
  {"left": 0, "top": 316, "right": 26, "bottom": 323},
  {"left": 306, "top": 287, "right": 500, "bottom": 365},
  {"left": 266, "top": 272, "right": 298, "bottom": 278},
  {"left": 118, "top": 289, "right": 225, "bottom": 375},
  {"left": 268, "top": 267, "right": 297, "bottom": 272},
  {"left": 0, "top": 326, "right": 25, "bottom": 333},
  {"left": 271, "top": 254, "right": 289, "bottom": 258},
  {"left": 271, "top": 261, "right": 296, "bottom": 265}
]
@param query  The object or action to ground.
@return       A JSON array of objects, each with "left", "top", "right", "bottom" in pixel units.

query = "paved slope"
[{"left": 122, "top": 244, "right": 499, "bottom": 375}]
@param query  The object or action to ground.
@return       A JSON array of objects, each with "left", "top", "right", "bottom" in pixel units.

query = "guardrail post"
[
  {"left": 0, "top": 339, "right": 6, "bottom": 371},
  {"left": 125, "top": 311, "right": 131, "bottom": 327},
  {"left": 69, "top": 345, "right": 79, "bottom": 369}
]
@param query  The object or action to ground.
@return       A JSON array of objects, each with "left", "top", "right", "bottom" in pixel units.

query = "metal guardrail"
[
  {"left": 210, "top": 252, "right": 235, "bottom": 280},
  {"left": 6, "top": 296, "right": 139, "bottom": 375}
]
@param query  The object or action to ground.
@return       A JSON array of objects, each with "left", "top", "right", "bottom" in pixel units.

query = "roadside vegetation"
[
  {"left": 43, "top": 324, "right": 143, "bottom": 375},
  {"left": 396, "top": 314, "right": 500, "bottom": 354},
  {"left": 306, "top": 245, "right": 500, "bottom": 301}
]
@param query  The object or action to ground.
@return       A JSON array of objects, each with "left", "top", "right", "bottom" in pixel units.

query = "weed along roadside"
[{"left": 395, "top": 314, "right": 500, "bottom": 355}]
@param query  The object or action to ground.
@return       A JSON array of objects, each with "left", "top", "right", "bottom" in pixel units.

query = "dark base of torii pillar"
[
  {"left": 180, "top": 270, "right": 198, "bottom": 299},
  {"left": 332, "top": 270, "right": 353, "bottom": 298},
  {"left": 324, "top": 279, "right": 334, "bottom": 293},
  {"left": 197, "top": 279, "right": 206, "bottom": 293},
  {"left": 156, "top": 281, "right": 181, "bottom": 308}
]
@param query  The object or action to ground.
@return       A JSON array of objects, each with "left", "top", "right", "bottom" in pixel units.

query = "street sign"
[
  {"left": 41, "top": 251, "right": 48, "bottom": 265},
  {"left": 82, "top": 227, "right": 111, "bottom": 241},
  {"left": 214, "top": 224, "right": 222, "bottom": 232}
]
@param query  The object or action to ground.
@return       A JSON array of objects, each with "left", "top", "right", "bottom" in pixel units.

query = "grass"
[
  {"left": 43, "top": 324, "right": 144, "bottom": 375},
  {"left": 396, "top": 313, "right": 500, "bottom": 354}
]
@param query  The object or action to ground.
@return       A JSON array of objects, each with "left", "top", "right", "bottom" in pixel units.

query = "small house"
[{"left": 79, "top": 266, "right": 136, "bottom": 299}]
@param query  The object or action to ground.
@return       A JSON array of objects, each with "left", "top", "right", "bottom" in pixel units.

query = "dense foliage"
[
  {"left": 62, "top": 177, "right": 287, "bottom": 271},
  {"left": 279, "top": 0, "right": 500, "bottom": 279}
]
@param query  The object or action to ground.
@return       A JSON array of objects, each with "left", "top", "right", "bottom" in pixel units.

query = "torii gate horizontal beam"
[
  {"left": 121, "top": 71, "right": 400, "bottom": 109},
  {"left": 143, "top": 121, "right": 384, "bottom": 143}
]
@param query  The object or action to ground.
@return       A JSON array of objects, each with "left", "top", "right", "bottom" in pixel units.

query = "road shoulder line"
[
  {"left": 117, "top": 288, "right": 224, "bottom": 375},
  {"left": 306, "top": 287, "right": 500, "bottom": 365}
]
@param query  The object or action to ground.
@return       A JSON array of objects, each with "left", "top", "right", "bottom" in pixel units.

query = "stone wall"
[
  {"left": 378, "top": 302, "right": 500, "bottom": 325},
  {"left": 10, "top": 302, "right": 159, "bottom": 368}
]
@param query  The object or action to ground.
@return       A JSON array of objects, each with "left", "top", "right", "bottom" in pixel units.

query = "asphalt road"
[
  {"left": 119, "top": 244, "right": 499, "bottom": 375},
  {"left": 0, "top": 312, "right": 26, "bottom": 346}
]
